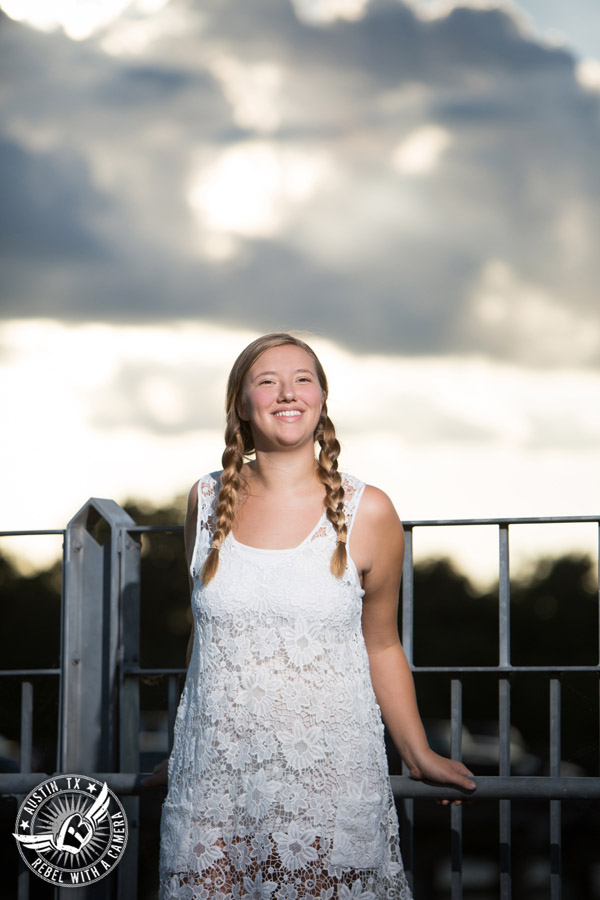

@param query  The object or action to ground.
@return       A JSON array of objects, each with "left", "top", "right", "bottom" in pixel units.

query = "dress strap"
[
  {"left": 190, "top": 471, "right": 221, "bottom": 579},
  {"left": 341, "top": 473, "right": 366, "bottom": 541}
]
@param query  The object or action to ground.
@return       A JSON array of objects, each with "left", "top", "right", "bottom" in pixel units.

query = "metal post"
[
  {"left": 450, "top": 679, "right": 463, "bottom": 900},
  {"left": 499, "top": 679, "right": 512, "bottom": 900},
  {"left": 498, "top": 525, "right": 510, "bottom": 669},
  {"left": 550, "top": 678, "right": 562, "bottom": 900},
  {"left": 498, "top": 524, "right": 511, "bottom": 899},
  {"left": 400, "top": 527, "right": 415, "bottom": 891},
  {"left": 59, "top": 499, "right": 137, "bottom": 773},
  {"left": 58, "top": 499, "right": 139, "bottom": 900},
  {"left": 17, "top": 682, "right": 33, "bottom": 900},
  {"left": 117, "top": 526, "right": 142, "bottom": 900},
  {"left": 401, "top": 527, "right": 414, "bottom": 666}
]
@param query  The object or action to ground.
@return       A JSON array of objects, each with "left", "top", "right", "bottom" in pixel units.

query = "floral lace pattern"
[{"left": 159, "top": 472, "right": 412, "bottom": 899}]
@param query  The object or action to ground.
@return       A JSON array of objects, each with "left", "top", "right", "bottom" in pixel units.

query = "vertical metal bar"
[
  {"left": 17, "top": 682, "right": 33, "bottom": 900},
  {"left": 550, "top": 678, "right": 562, "bottom": 900},
  {"left": 400, "top": 525, "right": 414, "bottom": 890},
  {"left": 498, "top": 523, "right": 511, "bottom": 897},
  {"left": 401, "top": 526, "right": 414, "bottom": 665},
  {"left": 19, "top": 681, "right": 33, "bottom": 773},
  {"left": 118, "top": 526, "right": 142, "bottom": 900},
  {"left": 450, "top": 679, "right": 463, "bottom": 900},
  {"left": 119, "top": 528, "right": 141, "bottom": 772},
  {"left": 499, "top": 680, "right": 512, "bottom": 899},
  {"left": 498, "top": 524, "right": 510, "bottom": 669}
]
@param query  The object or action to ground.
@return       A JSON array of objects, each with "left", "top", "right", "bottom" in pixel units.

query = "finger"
[
  {"left": 449, "top": 768, "right": 477, "bottom": 791},
  {"left": 141, "top": 772, "right": 166, "bottom": 787}
]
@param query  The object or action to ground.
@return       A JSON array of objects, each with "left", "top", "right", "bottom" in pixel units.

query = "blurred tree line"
[{"left": 0, "top": 496, "right": 598, "bottom": 776}]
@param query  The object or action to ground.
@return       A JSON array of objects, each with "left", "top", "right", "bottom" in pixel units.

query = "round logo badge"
[{"left": 13, "top": 775, "right": 128, "bottom": 887}]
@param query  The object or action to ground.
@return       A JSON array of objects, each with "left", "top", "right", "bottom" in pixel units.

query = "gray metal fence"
[{"left": 1, "top": 500, "right": 599, "bottom": 899}]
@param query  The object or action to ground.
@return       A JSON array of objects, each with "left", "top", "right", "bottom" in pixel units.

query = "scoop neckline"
[{"left": 230, "top": 509, "right": 327, "bottom": 553}]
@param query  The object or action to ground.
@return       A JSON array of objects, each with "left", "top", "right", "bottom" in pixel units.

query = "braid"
[
  {"left": 315, "top": 402, "right": 347, "bottom": 578},
  {"left": 200, "top": 419, "right": 245, "bottom": 585}
]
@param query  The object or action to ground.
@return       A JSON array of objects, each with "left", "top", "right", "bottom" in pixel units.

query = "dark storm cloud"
[
  {"left": 0, "top": 138, "right": 109, "bottom": 259},
  {"left": 1, "top": 2, "right": 599, "bottom": 363}
]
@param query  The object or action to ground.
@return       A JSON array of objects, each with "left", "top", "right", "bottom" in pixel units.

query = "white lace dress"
[{"left": 159, "top": 471, "right": 412, "bottom": 900}]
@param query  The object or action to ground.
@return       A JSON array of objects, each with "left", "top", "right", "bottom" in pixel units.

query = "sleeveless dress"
[{"left": 159, "top": 471, "right": 412, "bottom": 900}]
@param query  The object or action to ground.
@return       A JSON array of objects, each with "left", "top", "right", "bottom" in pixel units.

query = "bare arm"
[{"left": 358, "top": 487, "right": 476, "bottom": 797}]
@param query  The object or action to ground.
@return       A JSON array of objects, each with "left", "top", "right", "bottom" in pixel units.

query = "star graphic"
[
  {"left": 19, "top": 819, "right": 30, "bottom": 831},
  {"left": 86, "top": 783, "right": 98, "bottom": 794}
]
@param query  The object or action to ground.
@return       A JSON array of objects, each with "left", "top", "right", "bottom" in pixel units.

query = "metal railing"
[
  {"left": 399, "top": 515, "right": 600, "bottom": 900},
  {"left": 1, "top": 502, "right": 599, "bottom": 899}
]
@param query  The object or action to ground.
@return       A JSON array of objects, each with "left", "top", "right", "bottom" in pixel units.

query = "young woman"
[{"left": 146, "top": 332, "right": 475, "bottom": 899}]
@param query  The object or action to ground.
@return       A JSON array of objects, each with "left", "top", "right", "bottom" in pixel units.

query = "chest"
[
  {"left": 232, "top": 493, "right": 326, "bottom": 550},
  {"left": 195, "top": 534, "right": 364, "bottom": 629}
]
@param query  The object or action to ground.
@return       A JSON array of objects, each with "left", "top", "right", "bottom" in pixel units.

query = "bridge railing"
[{"left": 1, "top": 503, "right": 598, "bottom": 899}]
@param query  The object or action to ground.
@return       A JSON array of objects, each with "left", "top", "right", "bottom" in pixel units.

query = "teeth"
[{"left": 275, "top": 410, "right": 302, "bottom": 417}]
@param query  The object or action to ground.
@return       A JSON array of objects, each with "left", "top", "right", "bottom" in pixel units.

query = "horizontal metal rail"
[
  {"left": 3, "top": 515, "right": 598, "bottom": 538},
  {"left": 5, "top": 664, "right": 598, "bottom": 678},
  {"left": 0, "top": 529, "right": 65, "bottom": 536},
  {"left": 403, "top": 515, "right": 600, "bottom": 527},
  {"left": 412, "top": 666, "right": 600, "bottom": 673},
  {"left": 2, "top": 773, "right": 599, "bottom": 800},
  {"left": 0, "top": 669, "right": 60, "bottom": 677}
]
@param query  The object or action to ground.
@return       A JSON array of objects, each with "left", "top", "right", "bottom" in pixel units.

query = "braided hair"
[{"left": 201, "top": 333, "right": 347, "bottom": 584}]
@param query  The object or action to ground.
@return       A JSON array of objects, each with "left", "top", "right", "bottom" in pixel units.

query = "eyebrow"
[{"left": 252, "top": 368, "right": 314, "bottom": 379}]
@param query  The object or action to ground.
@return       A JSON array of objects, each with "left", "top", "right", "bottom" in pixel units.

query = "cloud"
[
  {"left": 1, "top": 1, "right": 599, "bottom": 366},
  {"left": 0, "top": 138, "right": 110, "bottom": 259}
]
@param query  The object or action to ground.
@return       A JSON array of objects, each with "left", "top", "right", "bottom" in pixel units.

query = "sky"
[{"left": 1, "top": 0, "right": 599, "bottom": 583}]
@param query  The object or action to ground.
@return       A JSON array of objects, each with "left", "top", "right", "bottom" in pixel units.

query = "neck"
[{"left": 248, "top": 448, "right": 320, "bottom": 496}]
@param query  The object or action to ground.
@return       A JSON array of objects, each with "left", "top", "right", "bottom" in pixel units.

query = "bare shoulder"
[
  {"left": 356, "top": 485, "right": 404, "bottom": 538},
  {"left": 351, "top": 484, "right": 404, "bottom": 578},
  {"left": 359, "top": 484, "right": 401, "bottom": 519}
]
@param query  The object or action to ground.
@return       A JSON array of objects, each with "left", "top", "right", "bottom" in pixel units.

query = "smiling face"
[{"left": 237, "top": 344, "right": 325, "bottom": 452}]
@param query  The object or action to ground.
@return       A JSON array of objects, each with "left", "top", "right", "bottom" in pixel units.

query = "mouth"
[{"left": 273, "top": 410, "right": 303, "bottom": 418}]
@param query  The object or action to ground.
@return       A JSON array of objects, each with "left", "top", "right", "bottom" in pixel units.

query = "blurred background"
[{"left": 1, "top": 0, "right": 600, "bottom": 583}]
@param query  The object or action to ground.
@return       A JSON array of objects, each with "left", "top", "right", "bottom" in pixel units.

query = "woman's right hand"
[{"left": 141, "top": 758, "right": 169, "bottom": 787}]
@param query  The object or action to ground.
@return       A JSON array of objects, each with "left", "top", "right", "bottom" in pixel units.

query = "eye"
[{"left": 259, "top": 379, "right": 275, "bottom": 385}]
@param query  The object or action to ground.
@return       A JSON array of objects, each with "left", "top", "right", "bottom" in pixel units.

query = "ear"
[{"left": 236, "top": 397, "right": 249, "bottom": 422}]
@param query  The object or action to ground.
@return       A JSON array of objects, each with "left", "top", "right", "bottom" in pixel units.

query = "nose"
[{"left": 278, "top": 382, "right": 296, "bottom": 402}]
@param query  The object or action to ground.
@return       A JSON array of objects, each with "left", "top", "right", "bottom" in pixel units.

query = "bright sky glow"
[
  {"left": 188, "top": 143, "right": 332, "bottom": 245},
  {"left": 577, "top": 59, "right": 600, "bottom": 91},
  {"left": 211, "top": 58, "right": 283, "bottom": 134},
  {"left": 2, "top": 319, "right": 600, "bottom": 584},
  {"left": 391, "top": 125, "right": 452, "bottom": 176},
  {"left": 0, "top": 0, "right": 159, "bottom": 39},
  {"left": 99, "top": 0, "right": 179, "bottom": 56},
  {"left": 292, "top": 0, "right": 369, "bottom": 24}
]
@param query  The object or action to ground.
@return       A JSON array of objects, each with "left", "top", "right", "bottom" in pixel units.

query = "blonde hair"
[{"left": 201, "top": 333, "right": 348, "bottom": 584}]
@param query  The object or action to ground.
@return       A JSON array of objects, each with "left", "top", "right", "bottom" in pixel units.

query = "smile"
[{"left": 274, "top": 410, "right": 302, "bottom": 417}]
